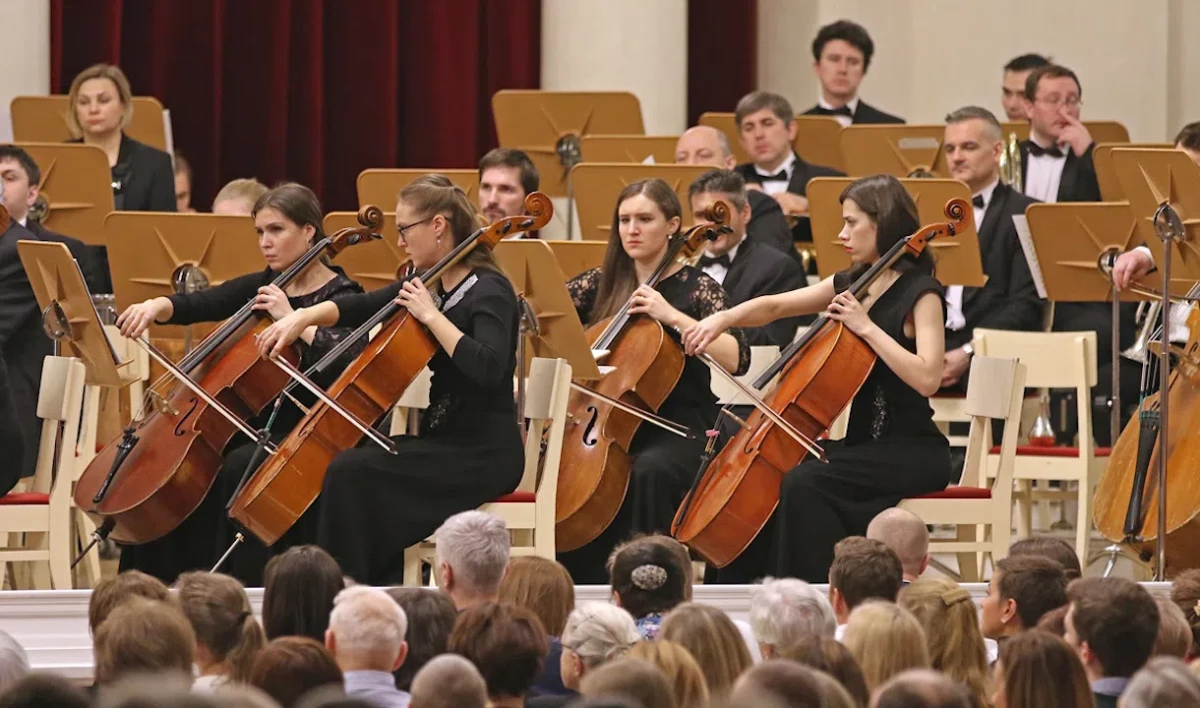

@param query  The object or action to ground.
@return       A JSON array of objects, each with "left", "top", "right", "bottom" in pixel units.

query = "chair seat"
[
  {"left": 0, "top": 492, "right": 50, "bottom": 506},
  {"left": 908, "top": 487, "right": 992, "bottom": 500},
  {"left": 988, "top": 445, "right": 1111, "bottom": 458},
  {"left": 491, "top": 491, "right": 536, "bottom": 503}
]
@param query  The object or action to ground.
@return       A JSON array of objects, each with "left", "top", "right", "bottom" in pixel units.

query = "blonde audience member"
[
  {"left": 660, "top": 602, "right": 753, "bottom": 700},
  {"left": 213, "top": 178, "right": 270, "bottom": 216},
  {"left": 92, "top": 597, "right": 196, "bottom": 687},
  {"left": 1121, "top": 656, "right": 1200, "bottom": 708},
  {"left": 841, "top": 602, "right": 930, "bottom": 693},
  {"left": 579, "top": 658, "right": 677, "bottom": 708},
  {"left": 558, "top": 603, "right": 640, "bottom": 692},
  {"left": 173, "top": 571, "right": 267, "bottom": 689},
  {"left": 993, "top": 630, "right": 1091, "bottom": 708},
  {"left": 88, "top": 570, "right": 170, "bottom": 635},
  {"left": 866, "top": 508, "right": 930, "bottom": 583},
  {"left": 898, "top": 577, "right": 992, "bottom": 707},
  {"left": 1152, "top": 592, "right": 1193, "bottom": 660},
  {"left": 627, "top": 640, "right": 709, "bottom": 708},
  {"left": 749, "top": 577, "right": 837, "bottom": 659},
  {"left": 409, "top": 654, "right": 488, "bottom": 708}
]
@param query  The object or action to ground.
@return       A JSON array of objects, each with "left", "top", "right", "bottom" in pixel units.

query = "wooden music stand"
[
  {"left": 580, "top": 135, "right": 680, "bottom": 164},
  {"left": 1111, "top": 148, "right": 1200, "bottom": 270},
  {"left": 491, "top": 90, "right": 644, "bottom": 199},
  {"left": 570, "top": 163, "right": 708, "bottom": 241},
  {"left": 698, "top": 112, "right": 845, "bottom": 172},
  {"left": 322, "top": 212, "right": 406, "bottom": 290},
  {"left": 840, "top": 125, "right": 951, "bottom": 178},
  {"left": 14, "top": 143, "right": 114, "bottom": 243},
  {"left": 1093, "top": 143, "right": 1172, "bottom": 202},
  {"left": 543, "top": 240, "right": 608, "bottom": 279},
  {"left": 806, "top": 177, "right": 984, "bottom": 286},
  {"left": 10, "top": 96, "right": 170, "bottom": 152},
  {"left": 356, "top": 169, "right": 479, "bottom": 211},
  {"left": 998, "top": 120, "right": 1130, "bottom": 146}
]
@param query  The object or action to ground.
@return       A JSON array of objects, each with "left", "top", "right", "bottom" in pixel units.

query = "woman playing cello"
[
  {"left": 557, "top": 178, "right": 750, "bottom": 583},
  {"left": 256, "top": 175, "right": 525, "bottom": 586},
  {"left": 115, "top": 183, "right": 366, "bottom": 585},
  {"left": 684, "top": 174, "right": 950, "bottom": 583}
]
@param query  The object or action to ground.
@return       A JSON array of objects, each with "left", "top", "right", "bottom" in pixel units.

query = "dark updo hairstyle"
[
  {"left": 397, "top": 173, "right": 501, "bottom": 276},
  {"left": 837, "top": 174, "right": 930, "bottom": 284},
  {"left": 608, "top": 536, "right": 688, "bottom": 620},
  {"left": 252, "top": 182, "right": 326, "bottom": 247}
]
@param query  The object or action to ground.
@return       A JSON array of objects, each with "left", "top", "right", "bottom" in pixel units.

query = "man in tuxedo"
[
  {"left": 687, "top": 169, "right": 806, "bottom": 348},
  {"left": 1000, "top": 53, "right": 1050, "bottom": 122},
  {"left": 802, "top": 20, "right": 904, "bottom": 126},
  {"left": 733, "top": 91, "right": 844, "bottom": 245},
  {"left": 675, "top": 125, "right": 796, "bottom": 261},
  {"left": 939, "top": 107, "right": 1043, "bottom": 390},
  {"left": 477, "top": 148, "right": 538, "bottom": 225}
]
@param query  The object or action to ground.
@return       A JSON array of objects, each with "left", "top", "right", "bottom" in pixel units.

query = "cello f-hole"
[
  {"left": 582, "top": 406, "right": 600, "bottom": 447},
  {"left": 173, "top": 398, "right": 200, "bottom": 437}
]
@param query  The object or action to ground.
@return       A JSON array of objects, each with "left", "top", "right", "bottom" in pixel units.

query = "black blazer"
[
  {"left": 746, "top": 189, "right": 802, "bottom": 266},
  {"left": 24, "top": 220, "right": 109, "bottom": 294},
  {"left": 945, "top": 183, "right": 1044, "bottom": 352},
  {"left": 736, "top": 153, "right": 845, "bottom": 244},
  {"left": 70, "top": 133, "right": 176, "bottom": 212},
  {"left": 803, "top": 100, "right": 905, "bottom": 124},
  {"left": 719, "top": 239, "right": 807, "bottom": 348},
  {"left": 1018, "top": 140, "right": 1101, "bottom": 203}
]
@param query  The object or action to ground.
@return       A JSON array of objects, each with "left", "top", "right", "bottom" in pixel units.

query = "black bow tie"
[
  {"left": 758, "top": 169, "right": 789, "bottom": 182},
  {"left": 699, "top": 253, "right": 732, "bottom": 269},
  {"left": 814, "top": 105, "right": 853, "bottom": 117},
  {"left": 972, "top": 194, "right": 985, "bottom": 209},
  {"left": 1027, "top": 142, "right": 1065, "bottom": 158}
]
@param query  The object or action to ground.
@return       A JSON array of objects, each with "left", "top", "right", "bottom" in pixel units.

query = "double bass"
[
  {"left": 73, "top": 208, "right": 384, "bottom": 543},
  {"left": 555, "top": 203, "right": 732, "bottom": 552},
  {"left": 227, "top": 194, "right": 552, "bottom": 546},
  {"left": 671, "top": 200, "right": 966, "bottom": 567}
]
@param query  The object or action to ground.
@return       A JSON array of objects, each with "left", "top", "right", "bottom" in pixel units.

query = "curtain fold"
[
  {"left": 50, "top": 0, "right": 541, "bottom": 211},
  {"left": 687, "top": 0, "right": 757, "bottom": 127}
]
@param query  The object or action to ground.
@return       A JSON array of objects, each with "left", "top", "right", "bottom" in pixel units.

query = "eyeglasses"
[
  {"left": 1035, "top": 95, "right": 1083, "bottom": 109},
  {"left": 397, "top": 217, "right": 433, "bottom": 238}
]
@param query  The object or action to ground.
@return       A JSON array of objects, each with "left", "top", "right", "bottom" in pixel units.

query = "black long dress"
[
  {"left": 712, "top": 267, "right": 951, "bottom": 584},
  {"left": 556, "top": 266, "right": 750, "bottom": 584},
  {"left": 316, "top": 267, "right": 525, "bottom": 586},
  {"left": 118, "top": 267, "right": 365, "bottom": 585}
]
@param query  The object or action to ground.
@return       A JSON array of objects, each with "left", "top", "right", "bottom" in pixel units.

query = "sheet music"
[{"left": 1013, "top": 215, "right": 1048, "bottom": 299}]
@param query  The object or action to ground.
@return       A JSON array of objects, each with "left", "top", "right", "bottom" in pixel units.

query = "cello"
[
  {"left": 671, "top": 200, "right": 967, "bottom": 567},
  {"left": 554, "top": 203, "right": 733, "bottom": 552},
  {"left": 73, "top": 207, "right": 384, "bottom": 544},
  {"left": 227, "top": 193, "right": 552, "bottom": 546}
]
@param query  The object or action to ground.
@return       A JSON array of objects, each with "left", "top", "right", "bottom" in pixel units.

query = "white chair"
[
  {"left": 975, "top": 329, "right": 1104, "bottom": 563},
  {"left": 899, "top": 355, "right": 1025, "bottom": 581},
  {"left": 402, "top": 357, "right": 573, "bottom": 585}
]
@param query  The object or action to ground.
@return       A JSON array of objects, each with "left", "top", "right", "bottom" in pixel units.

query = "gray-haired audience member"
[
  {"left": 749, "top": 577, "right": 837, "bottom": 659},
  {"left": 870, "top": 669, "right": 972, "bottom": 708},
  {"left": 1120, "top": 656, "right": 1200, "bottom": 708},
  {"left": 867, "top": 508, "right": 930, "bottom": 583},
  {"left": 325, "top": 587, "right": 410, "bottom": 708},
  {"left": 409, "top": 654, "right": 488, "bottom": 708},
  {"left": 433, "top": 510, "right": 510, "bottom": 611},
  {"left": 560, "top": 603, "right": 641, "bottom": 691},
  {"left": 0, "top": 631, "right": 29, "bottom": 694}
]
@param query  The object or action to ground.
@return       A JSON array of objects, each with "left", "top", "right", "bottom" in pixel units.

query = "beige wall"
[{"left": 0, "top": 0, "right": 51, "bottom": 142}]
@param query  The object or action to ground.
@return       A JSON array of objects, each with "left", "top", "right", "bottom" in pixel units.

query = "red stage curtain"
[
  {"left": 687, "top": 0, "right": 757, "bottom": 127},
  {"left": 51, "top": 0, "right": 541, "bottom": 211}
]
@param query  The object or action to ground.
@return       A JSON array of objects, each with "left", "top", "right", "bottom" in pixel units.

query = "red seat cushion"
[
  {"left": 988, "top": 445, "right": 1111, "bottom": 458},
  {"left": 909, "top": 487, "right": 992, "bottom": 500},
  {"left": 0, "top": 492, "right": 50, "bottom": 506},
  {"left": 491, "top": 491, "right": 536, "bottom": 504}
]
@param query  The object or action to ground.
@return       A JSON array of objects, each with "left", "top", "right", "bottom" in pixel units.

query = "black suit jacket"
[
  {"left": 945, "top": 183, "right": 1044, "bottom": 351},
  {"left": 24, "top": 220, "right": 109, "bottom": 294},
  {"left": 736, "top": 154, "right": 844, "bottom": 244},
  {"left": 717, "top": 239, "right": 806, "bottom": 348},
  {"left": 803, "top": 100, "right": 905, "bottom": 124},
  {"left": 1018, "top": 140, "right": 1102, "bottom": 203},
  {"left": 746, "top": 190, "right": 801, "bottom": 265}
]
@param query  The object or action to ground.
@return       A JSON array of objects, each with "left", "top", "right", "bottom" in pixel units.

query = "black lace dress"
[
  {"left": 119, "top": 267, "right": 366, "bottom": 585},
  {"left": 557, "top": 266, "right": 750, "bottom": 583}
]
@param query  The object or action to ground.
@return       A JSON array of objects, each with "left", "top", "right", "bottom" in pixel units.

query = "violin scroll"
[
  {"left": 902, "top": 197, "right": 970, "bottom": 259},
  {"left": 678, "top": 199, "right": 734, "bottom": 260},
  {"left": 943, "top": 197, "right": 970, "bottom": 226},
  {"left": 327, "top": 205, "right": 385, "bottom": 256},
  {"left": 521, "top": 192, "right": 554, "bottom": 231},
  {"left": 480, "top": 192, "right": 555, "bottom": 249}
]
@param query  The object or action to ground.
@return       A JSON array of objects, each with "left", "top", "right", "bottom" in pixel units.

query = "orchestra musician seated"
[
  {"left": 212, "top": 178, "right": 270, "bottom": 217},
  {"left": 478, "top": 148, "right": 539, "bottom": 226},
  {"left": 1000, "top": 54, "right": 1050, "bottom": 123},
  {"left": 174, "top": 151, "right": 197, "bottom": 213},
  {"left": 0, "top": 186, "right": 30, "bottom": 496},
  {"left": 114, "top": 183, "right": 367, "bottom": 585},
  {"left": 801, "top": 20, "right": 904, "bottom": 125}
]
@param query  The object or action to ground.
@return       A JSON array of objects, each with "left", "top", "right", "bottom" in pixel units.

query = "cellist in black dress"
[
  {"left": 114, "top": 183, "right": 365, "bottom": 585},
  {"left": 256, "top": 175, "right": 525, "bottom": 586},
  {"left": 557, "top": 178, "right": 750, "bottom": 583},
  {"left": 684, "top": 174, "right": 950, "bottom": 583}
]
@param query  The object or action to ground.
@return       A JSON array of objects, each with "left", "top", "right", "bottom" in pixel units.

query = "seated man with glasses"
[{"left": 1018, "top": 64, "right": 1100, "bottom": 204}]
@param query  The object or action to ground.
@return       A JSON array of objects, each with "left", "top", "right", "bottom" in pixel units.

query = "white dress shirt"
[
  {"left": 700, "top": 239, "right": 743, "bottom": 286},
  {"left": 818, "top": 95, "right": 860, "bottom": 128},
  {"left": 1022, "top": 139, "right": 1067, "bottom": 204},
  {"left": 1130, "top": 245, "right": 1194, "bottom": 343},
  {"left": 944, "top": 179, "right": 999, "bottom": 333},
  {"left": 755, "top": 151, "right": 797, "bottom": 197}
]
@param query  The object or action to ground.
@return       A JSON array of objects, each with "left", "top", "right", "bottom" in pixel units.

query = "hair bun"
[{"left": 630, "top": 564, "right": 668, "bottom": 591}]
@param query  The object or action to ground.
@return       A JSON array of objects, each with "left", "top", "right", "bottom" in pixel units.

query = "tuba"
[{"left": 999, "top": 132, "right": 1022, "bottom": 193}]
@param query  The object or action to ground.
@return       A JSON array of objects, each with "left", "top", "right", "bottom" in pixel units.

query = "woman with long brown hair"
[
  {"left": 685, "top": 173, "right": 950, "bottom": 583},
  {"left": 173, "top": 571, "right": 267, "bottom": 689},
  {"left": 259, "top": 174, "right": 524, "bottom": 586},
  {"left": 993, "top": 630, "right": 1091, "bottom": 708},
  {"left": 557, "top": 178, "right": 749, "bottom": 583}
]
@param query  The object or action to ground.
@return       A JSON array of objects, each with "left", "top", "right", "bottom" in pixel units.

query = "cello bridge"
[{"left": 148, "top": 390, "right": 179, "bottom": 416}]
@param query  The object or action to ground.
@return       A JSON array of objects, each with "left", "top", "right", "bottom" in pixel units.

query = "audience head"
[
  {"left": 174, "top": 151, "right": 195, "bottom": 212},
  {"left": 1022, "top": 64, "right": 1084, "bottom": 145},
  {"left": 659, "top": 602, "right": 753, "bottom": 699},
  {"left": 249, "top": 636, "right": 343, "bottom": 708},
  {"left": 1065, "top": 577, "right": 1159, "bottom": 681},
  {"left": 447, "top": 601, "right": 548, "bottom": 703},
  {"left": 1170, "top": 568, "right": 1200, "bottom": 654},
  {"left": 1153, "top": 592, "right": 1193, "bottom": 659},
  {"left": 409, "top": 654, "right": 488, "bottom": 708},
  {"left": 325, "top": 586, "right": 408, "bottom": 673},
  {"left": 811, "top": 20, "right": 875, "bottom": 103},
  {"left": 1036, "top": 605, "right": 1069, "bottom": 637},
  {"left": 213, "top": 178, "right": 269, "bottom": 216},
  {"left": 608, "top": 534, "right": 694, "bottom": 601},
  {"left": 173, "top": 571, "right": 266, "bottom": 683},
  {"left": 0, "top": 146, "right": 42, "bottom": 224},
  {"left": 675, "top": 126, "right": 736, "bottom": 169},
  {"left": 828, "top": 536, "right": 904, "bottom": 623},
  {"left": 0, "top": 673, "right": 90, "bottom": 708},
  {"left": 871, "top": 669, "right": 972, "bottom": 708},
  {"left": 251, "top": 182, "right": 326, "bottom": 270},
  {"left": 1007, "top": 536, "right": 1082, "bottom": 581},
  {"left": 1121, "top": 655, "right": 1200, "bottom": 708},
  {"left": 866, "top": 508, "right": 930, "bottom": 581},
  {"left": 995, "top": 630, "right": 1091, "bottom": 708},
  {"left": 1175, "top": 121, "right": 1200, "bottom": 167},
  {"left": 433, "top": 510, "right": 509, "bottom": 609},
  {"left": 898, "top": 577, "right": 990, "bottom": 708},
  {"left": 0, "top": 631, "right": 27, "bottom": 694},
  {"left": 560, "top": 602, "right": 640, "bottom": 691},
  {"left": 750, "top": 576, "right": 837, "bottom": 659},
  {"left": 688, "top": 168, "right": 751, "bottom": 255},
  {"left": 397, "top": 173, "right": 495, "bottom": 275},
  {"left": 981, "top": 555, "right": 1068, "bottom": 639},
  {"left": 384, "top": 587, "right": 458, "bottom": 691},
  {"left": 262, "top": 544, "right": 346, "bottom": 642},
  {"left": 477, "top": 148, "right": 538, "bottom": 223},
  {"left": 609, "top": 533, "right": 689, "bottom": 621},
  {"left": 837, "top": 175, "right": 926, "bottom": 276},
  {"left": 497, "top": 556, "right": 574, "bottom": 637},
  {"left": 94, "top": 673, "right": 216, "bottom": 708},
  {"left": 943, "top": 106, "right": 1004, "bottom": 194},
  {"left": 842, "top": 601, "right": 930, "bottom": 693},
  {"left": 626, "top": 640, "right": 709, "bottom": 708},
  {"left": 92, "top": 597, "right": 195, "bottom": 686},
  {"left": 67, "top": 63, "right": 133, "bottom": 140},
  {"left": 1002, "top": 53, "right": 1051, "bottom": 121},
  {"left": 729, "top": 660, "right": 824, "bottom": 708},
  {"left": 734, "top": 91, "right": 796, "bottom": 170},
  {"left": 782, "top": 636, "right": 870, "bottom": 707},
  {"left": 579, "top": 657, "right": 677, "bottom": 708},
  {"left": 88, "top": 570, "right": 170, "bottom": 635}
]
